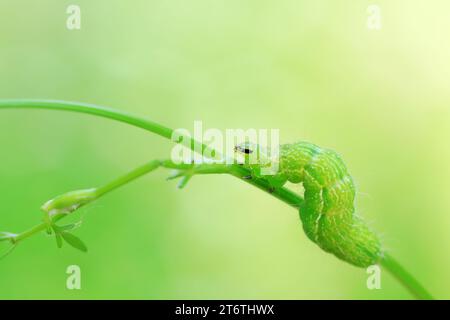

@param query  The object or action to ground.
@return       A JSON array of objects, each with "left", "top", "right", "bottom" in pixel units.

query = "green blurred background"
[{"left": 0, "top": 0, "right": 449, "bottom": 299}]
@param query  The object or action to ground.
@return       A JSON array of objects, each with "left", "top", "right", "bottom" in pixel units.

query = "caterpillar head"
[{"left": 234, "top": 142, "right": 272, "bottom": 169}]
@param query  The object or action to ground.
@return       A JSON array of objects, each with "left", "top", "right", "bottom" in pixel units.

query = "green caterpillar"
[{"left": 235, "top": 141, "right": 383, "bottom": 268}]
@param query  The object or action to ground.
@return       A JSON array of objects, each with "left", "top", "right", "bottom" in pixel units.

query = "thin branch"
[
  {"left": 9, "top": 159, "right": 303, "bottom": 244},
  {"left": 381, "top": 253, "right": 434, "bottom": 300},
  {"left": 0, "top": 99, "right": 432, "bottom": 299}
]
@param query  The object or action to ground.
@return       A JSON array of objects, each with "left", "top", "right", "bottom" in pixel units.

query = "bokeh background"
[{"left": 0, "top": 0, "right": 449, "bottom": 299}]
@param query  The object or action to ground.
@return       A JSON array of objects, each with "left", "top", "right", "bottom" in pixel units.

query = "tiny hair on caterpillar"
[{"left": 235, "top": 141, "right": 383, "bottom": 268}]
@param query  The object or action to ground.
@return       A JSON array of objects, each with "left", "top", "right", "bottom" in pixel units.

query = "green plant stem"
[
  {"left": 0, "top": 100, "right": 303, "bottom": 208},
  {"left": 0, "top": 99, "right": 209, "bottom": 155},
  {"left": 11, "top": 159, "right": 303, "bottom": 244},
  {"left": 0, "top": 99, "right": 172, "bottom": 140},
  {"left": 0, "top": 99, "right": 432, "bottom": 299},
  {"left": 95, "top": 160, "right": 162, "bottom": 196},
  {"left": 13, "top": 223, "right": 48, "bottom": 243},
  {"left": 381, "top": 253, "right": 434, "bottom": 300},
  {"left": 13, "top": 161, "right": 164, "bottom": 244}
]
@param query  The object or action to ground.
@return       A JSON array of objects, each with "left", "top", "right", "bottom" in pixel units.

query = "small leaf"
[
  {"left": 55, "top": 233, "right": 63, "bottom": 248},
  {"left": 177, "top": 175, "right": 192, "bottom": 189},
  {"left": 50, "top": 225, "right": 62, "bottom": 248},
  {"left": 60, "top": 232, "right": 88, "bottom": 252},
  {"left": 166, "top": 170, "right": 184, "bottom": 180},
  {"left": 53, "top": 222, "right": 80, "bottom": 232},
  {"left": 0, "top": 244, "right": 17, "bottom": 260}
]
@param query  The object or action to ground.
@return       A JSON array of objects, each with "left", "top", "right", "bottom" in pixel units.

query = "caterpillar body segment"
[{"left": 236, "top": 141, "right": 383, "bottom": 268}]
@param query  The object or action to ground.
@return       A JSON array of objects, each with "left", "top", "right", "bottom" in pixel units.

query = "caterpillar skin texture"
[{"left": 239, "top": 142, "right": 383, "bottom": 268}]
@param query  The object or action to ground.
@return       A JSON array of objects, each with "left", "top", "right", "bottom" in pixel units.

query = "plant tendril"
[{"left": 0, "top": 99, "right": 433, "bottom": 299}]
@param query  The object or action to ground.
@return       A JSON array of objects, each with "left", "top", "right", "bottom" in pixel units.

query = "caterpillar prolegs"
[{"left": 236, "top": 141, "right": 383, "bottom": 268}]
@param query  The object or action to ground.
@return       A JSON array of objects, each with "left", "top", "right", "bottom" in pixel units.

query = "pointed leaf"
[
  {"left": 60, "top": 232, "right": 88, "bottom": 252},
  {"left": 0, "top": 244, "right": 17, "bottom": 260},
  {"left": 166, "top": 170, "right": 184, "bottom": 180},
  {"left": 53, "top": 222, "right": 80, "bottom": 232},
  {"left": 177, "top": 175, "right": 192, "bottom": 189},
  {"left": 55, "top": 233, "right": 63, "bottom": 248}
]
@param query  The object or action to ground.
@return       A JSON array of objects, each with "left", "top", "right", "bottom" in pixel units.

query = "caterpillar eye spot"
[{"left": 234, "top": 145, "right": 253, "bottom": 154}]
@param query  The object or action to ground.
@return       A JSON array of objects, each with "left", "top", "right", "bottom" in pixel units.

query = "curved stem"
[
  {"left": 0, "top": 99, "right": 432, "bottom": 299},
  {"left": 0, "top": 99, "right": 303, "bottom": 208},
  {"left": 13, "top": 160, "right": 164, "bottom": 243},
  {"left": 0, "top": 99, "right": 219, "bottom": 158},
  {"left": 96, "top": 160, "right": 161, "bottom": 197},
  {"left": 14, "top": 222, "right": 48, "bottom": 243},
  {"left": 381, "top": 253, "right": 434, "bottom": 300},
  {"left": 11, "top": 159, "right": 303, "bottom": 244},
  {"left": 0, "top": 99, "right": 174, "bottom": 140}
]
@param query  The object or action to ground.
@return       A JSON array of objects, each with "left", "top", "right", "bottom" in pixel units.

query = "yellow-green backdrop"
[{"left": 0, "top": 0, "right": 449, "bottom": 299}]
